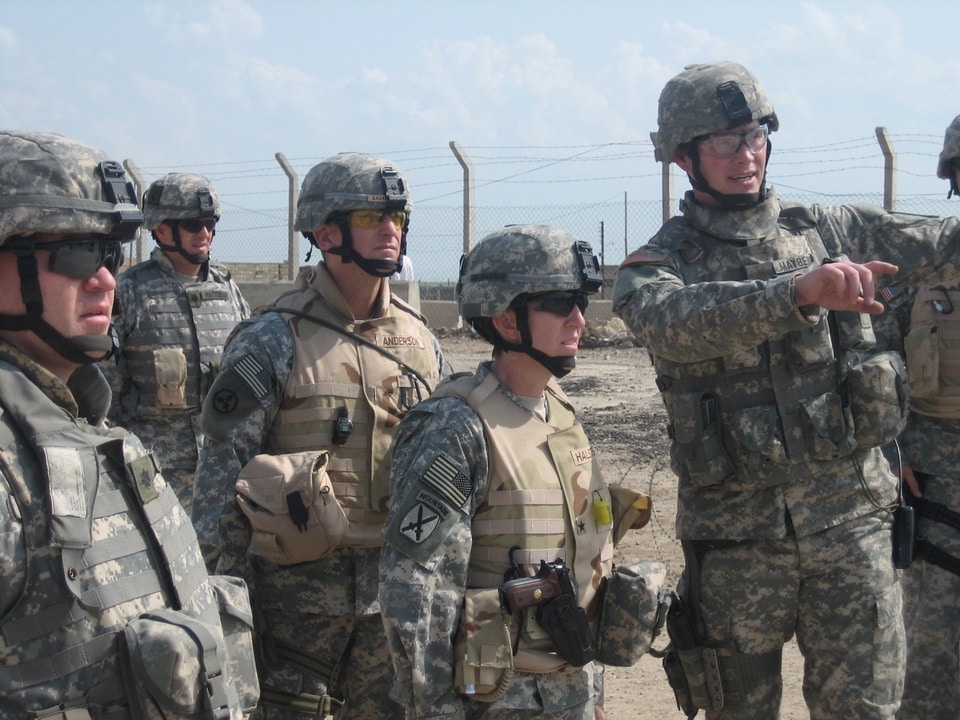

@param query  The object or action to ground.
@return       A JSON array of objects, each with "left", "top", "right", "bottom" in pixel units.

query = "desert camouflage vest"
[
  {"left": 438, "top": 371, "right": 614, "bottom": 604},
  {"left": 268, "top": 267, "right": 441, "bottom": 539},
  {"left": 117, "top": 254, "right": 244, "bottom": 419},
  {"left": 0, "top": 361, "right": 221, "bottom": 716},
  {"left": 907, "top": 285, "right": 960, "bottom": 419},
  {"left": 651, "top": 203, "right": 885, "bottom": 489}
]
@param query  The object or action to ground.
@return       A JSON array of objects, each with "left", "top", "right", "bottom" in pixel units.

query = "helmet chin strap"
[
  {"left": 689, "top": 140, "right": 773, "bottom": 210},
  {"left": 505, "top": 304, "right": 576, "bottom": 379},
  {"left": 0, "top": 250, "right": 115, "bottom": 366},
  {"left": 164, "top": 225, "right": 210, "bottom": 266},
  {"left": 328, "top": 217, "right": 403, "bottom": 278}
]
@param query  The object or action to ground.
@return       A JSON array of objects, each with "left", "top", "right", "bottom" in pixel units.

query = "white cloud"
[{"left": 0, "top": 25, "right": 17, "bottom": 56}]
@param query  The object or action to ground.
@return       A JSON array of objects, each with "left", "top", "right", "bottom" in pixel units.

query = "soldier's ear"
[{"left": 491, "top": 310, "right": 520, "bottom": 345}]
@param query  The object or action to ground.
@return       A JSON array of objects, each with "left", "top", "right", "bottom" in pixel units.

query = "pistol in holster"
[{"left": 500, "top": 558, "right": 596, "bottom": 667}]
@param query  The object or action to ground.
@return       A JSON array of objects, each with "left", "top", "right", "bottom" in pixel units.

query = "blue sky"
[{"left": 2, "top": 0, "right": 958, "bottom": 278}]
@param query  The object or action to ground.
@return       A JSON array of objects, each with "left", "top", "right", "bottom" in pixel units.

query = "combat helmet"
[
  {"left": 0, "top": 130, "right": 142, "bottom": 364},
  {"left": 295, "top": 152, "right": 411, "bottom": 277},
  {"left": 142, "top": 173, "right": 220, "bottom": 230},
  {"left": 656, "top": 62, "right": 778, "bottom": 210},
  {"left": 143, "top": 173, "right": 220, "bottom": 265},
  {"left": 457, "top": 224, "right": 603, "bottom": 377},
  {"left": 937, "top": 113, "right": 960, "bottom": 198}
]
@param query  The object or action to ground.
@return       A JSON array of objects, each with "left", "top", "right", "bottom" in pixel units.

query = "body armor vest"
[
  {"left": 651, "top": 204, "right": 888, "bottom": 491},
  {"left": 436, "top": 371, "right": 614, "bottom": 668},
  {"left": 0, "top": 361, "right": 221, "bottom": 716},
  {"left": 116, "top": 252, "right": 245, "bottom": 420},
  {"left": 906, "top": 285, "right": 960, "bottom": 419},
  {"left": 267, "top": 267, "right": 441, "bottom": 539}
]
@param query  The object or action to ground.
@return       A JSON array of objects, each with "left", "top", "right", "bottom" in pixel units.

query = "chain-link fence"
[{"left": 204, "top": 189, "right": 956, "bottom": 290}]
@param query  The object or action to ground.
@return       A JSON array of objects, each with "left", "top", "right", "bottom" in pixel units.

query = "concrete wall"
[{"left": 237, "top": 280, "right": 614, "bottom": 330}]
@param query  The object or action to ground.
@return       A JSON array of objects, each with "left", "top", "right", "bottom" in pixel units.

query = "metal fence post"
[
  {"left": 875, "top": 127, "right": 897, "bottom": 212},
  {"left": 275, "top": 153, "right": 299, "bottom": 280}
]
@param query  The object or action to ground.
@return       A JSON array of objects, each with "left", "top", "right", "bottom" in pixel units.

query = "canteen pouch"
[
  {"left": 596, "top": 560, "right": 669, "bottom": 666},
  {"left": 454, "top": 588, "right": 514, "bottom": 700},
  {"left": 846, "top": 350, "right": 908, "bottom": 447},
  {"left": 154, "top": 347, "right": 188, "bottom": 408},
  {"left": 120, "top": 609, "right": 236, "bottom": 719},
  {"left": 210, "top": 575, "right": 260, "bottom": 714},
  {"left": 235, "top": 451, "right": 347, "bottom": 565}
]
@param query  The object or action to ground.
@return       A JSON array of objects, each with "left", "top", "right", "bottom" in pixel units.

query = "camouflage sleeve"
[
  {"left": 429, "top": 330, "right": 454, "bottom": 379},
  {"left": 106, "top": 273, "right": 139, "bottom": 424},
  {"left": 612, "top": 248, "right": 814, "bottom": 363},
  {"left": 379, "top": 396, "right": 489, "bottom": 720},
  {"left": 228, "top": 277, "right": 251, "bottom": 320},
  {"left": 191, "top": 313, "right": 293, "bottom": 575},
  {"left": 810, "top": 203, "right": 960, "bottom": 286}
]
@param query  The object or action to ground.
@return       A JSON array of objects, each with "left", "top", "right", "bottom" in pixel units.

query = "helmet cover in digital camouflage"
[
  {"left": 294, "top": 152, "right": 412, "bottom": 234},
  {"left": 937, "top": 113, "right": 960, "bottom": 180},
  {"left": 457, "top": 224, "right": 603, "bottom": 321},
  {"left": 655, "top": 61, "right": 779, "bottom": 163},
  {"left": 142, "top": 173, "right": 220, "bottom": 230},
  {"left": 0, "top": 130, "right": 142, "bottom": 246}
]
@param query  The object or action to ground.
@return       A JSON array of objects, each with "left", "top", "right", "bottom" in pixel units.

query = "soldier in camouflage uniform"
[
  {"left": 871, "top": 114, "right": 960, "bottom": 720},
  {"left": 0, "top": 130, "right": 258, "bottom": 718},
  {"left": 107, "top": 173, "right": 249, "bottom": 514},
  {"left": 192, "top": 153, "right": 448, "bottom": 719},
  {"left": 381, "top": 226, "right": 622, "bottom": 720},
  {"left": 612, "top": 62, "right": 960, "bottom": 719}
]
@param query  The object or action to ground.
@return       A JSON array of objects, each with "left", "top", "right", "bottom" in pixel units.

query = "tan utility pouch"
[
  {"left": 154, "top": 347, "right": 188, "bottom": 408},
  {"left": 905, "top": 323, "right": 939, "bottom": 398},
  {"left": 235, "top": 451, "right": 347, "bottom": 565},
  {"left": 596, "top": 560, "right": 669, "bottom": 667},
  {"left": 454, "top": 588, "right": 514, "bottom": 701}
]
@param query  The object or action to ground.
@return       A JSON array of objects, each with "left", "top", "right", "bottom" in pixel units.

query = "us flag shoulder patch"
[
  {"left": 233, "top": 353, "right": 271, "bottom": 400},
  {"left": 420, "top": 453, "right": 471, "bottom": 510}
]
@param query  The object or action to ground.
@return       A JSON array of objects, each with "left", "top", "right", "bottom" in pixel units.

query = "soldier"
[
  {"left": 380, "top": 226, "right": 651, "bottom": 720},
  {"left": 873, "top": 113, "right": 960, "bottom": 720},
  {"left": 192, "top": 153, "right": 448, "bottom": 719},
  {"left": 612, "top": 62, "right": 960, "bottom": 719},
  {"left": 0, "top": 130, "right": 258, "bottom": 717},
  {"left": 108, "top": 172, "right": 250, "bottom": 513}
]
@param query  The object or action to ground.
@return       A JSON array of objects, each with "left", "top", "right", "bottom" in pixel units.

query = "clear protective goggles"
[{"left": 696, "top": 124, "right": 769, "bottom": 158}]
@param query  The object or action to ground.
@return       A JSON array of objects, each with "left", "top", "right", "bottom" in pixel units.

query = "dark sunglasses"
[
  {"left": 176, "top": 217, "right": 217, "bottom": 233},
  {"left": 529, "top": 291, "right": 589, "bottom": 317},
  {"left": 39, "top": 237, "right": 126, "bottom": 279}
]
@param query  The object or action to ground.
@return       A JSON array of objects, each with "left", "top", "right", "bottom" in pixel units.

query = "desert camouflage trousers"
[
  {"left": 898, "top": 473, "right": 960, "bottom": 720},
  {"left": 693, "top": 511, "right": 904, "bottom": 719}
]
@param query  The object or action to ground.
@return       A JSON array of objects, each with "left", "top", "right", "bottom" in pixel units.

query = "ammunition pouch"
[
  {"left": 154, "top": 347, "right": 188, "bottom": 409},
  {"left": 845, "top": 350, "right": 908, "bottom": 448},
  {"left": 120, "top": 609, "right": 237, "bottom": 720},
  {"left": 595, "top": 560, "right": 669, "bottom": 667},
  {"left": 235, "top": 451, "right": 348, "bottom": 565},
  {"left": 454, "top": 588, "right": 514, "bottom": 702}
]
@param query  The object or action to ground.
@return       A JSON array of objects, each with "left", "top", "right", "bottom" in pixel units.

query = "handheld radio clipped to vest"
[{"left": 331, "top": 407, "right": 353, "bottom": 446}]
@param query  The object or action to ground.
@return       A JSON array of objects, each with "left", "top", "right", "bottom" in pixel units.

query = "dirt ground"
[{"left": 437, "top": 329, "right": 809, "bottom": 720}]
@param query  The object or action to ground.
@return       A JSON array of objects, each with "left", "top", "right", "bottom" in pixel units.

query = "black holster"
[{"left": 537, "top": 594, "right": 596, "bottom": 668}]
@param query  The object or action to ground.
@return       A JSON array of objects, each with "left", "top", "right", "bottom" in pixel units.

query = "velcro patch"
[
  {"left": 421, "top": 453, "right": 471, "bottom": 509},
  {"left": 620, "top": 247, "right": 668, "bottom": 266},
  {"left": 233, "top": 353, "right": 271, "bottom": 400},
  {"left": 380, "top": 334, "right": 424, "bottom": 349}
]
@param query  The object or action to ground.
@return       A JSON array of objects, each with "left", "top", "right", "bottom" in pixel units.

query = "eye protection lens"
[
  {"left": 697, "top": 125, "right": 769, "bottom": 158},
  {"left": 530, "top": 291, "right": 589, "bottom": 317},
  {"left": 45, "top": 238, "right": 125, "bottom": 279},
  {"left": 348, "top": 210, "right": 407, "bottom": 229},
  {"left": 177, "top": 218, "right": 217, "bottom": 233}
]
